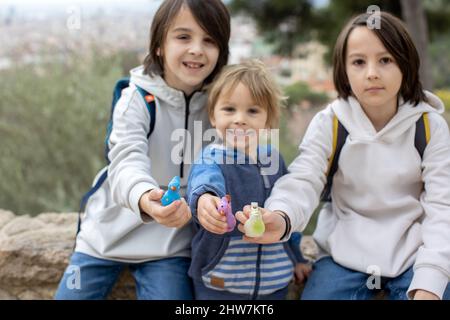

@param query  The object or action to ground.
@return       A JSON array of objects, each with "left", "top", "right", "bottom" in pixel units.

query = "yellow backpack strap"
[
  {"left": 414, "top": 112, "right": 430, "bottom": 159},
  {"left": 423, "top": 113, "right": 430, "bottom": 143},
  {"left": 326, "top": 116, "right": 339, "bottom": 175},
  {"left": 321, "top": 115, "right": 348, "bottom": 202}
]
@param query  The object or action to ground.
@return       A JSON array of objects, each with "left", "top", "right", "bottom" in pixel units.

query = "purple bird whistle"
[{"left": 218, "top": 195, "right": 236, "bottom": 232}]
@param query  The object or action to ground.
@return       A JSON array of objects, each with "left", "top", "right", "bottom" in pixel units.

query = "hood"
[
  {"left": 129, "top": 65, "right": 207, "bottom": 114},
  {"left": 331, "top": 91, "right": 445, "bottom": 143}
]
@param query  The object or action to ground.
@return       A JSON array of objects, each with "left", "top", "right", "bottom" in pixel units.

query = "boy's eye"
[
  {"left": 352, "top": 59, "right": 365, "bottom": 66},
  {"left": 204, "top": 37, "right": 216, "bottom": 45},
  {"left": 222, "top": 106, "right": 235, "bottom": 112},
  {"left": 248, "top": 108, "right": 260, "bottom": 114},
  {"left": 380, "top": 57, "right": 393, "bottom": 64},
  {"left": 176, "top": 34, "right": 190, "bottom": 40}
]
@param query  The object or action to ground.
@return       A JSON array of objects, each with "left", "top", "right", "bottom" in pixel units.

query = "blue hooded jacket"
[{"left": 187, "top": 144, "right": 307, "bottom": 298}]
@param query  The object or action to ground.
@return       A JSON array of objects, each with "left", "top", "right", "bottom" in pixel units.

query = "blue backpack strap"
[
  {"left": 414, "top": 113, "right": 430, "bottom": 159},
  {"left": 135, "top": 85, "right": 156, "bottom": 139},
  {"left": 104, "top": 77, "right": 131, "bottom": 162},
  {"left": 76, "top": 80, "right": 156, "bottom": 238},
  {"left": 321, "top": 115, "right": 348, "bottom": 202}
]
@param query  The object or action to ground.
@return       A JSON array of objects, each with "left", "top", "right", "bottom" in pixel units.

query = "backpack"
[
  {"left": 320, "top": 113, "right": 430, "bottom": 202},
  {"left": 76, "top": 77, "right": 156, "bottom": 234}
]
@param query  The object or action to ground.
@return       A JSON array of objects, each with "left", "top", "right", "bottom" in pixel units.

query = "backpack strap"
[
  {"left": 320, "top": 112, "right": 430, "bottom": 203},
  {"left": 414, "top": 112, "right": 430, "bottom": 159},
  {"left": 320, "top": 115, "right": 348, "bottom": 202},
  {"left": 104, "top": 79, "right": 156, "bottom": 162},
  {"left": 76, "top": 80, "right": 156, "bottom": 238},
  {"left": 135, "top": 86, "right": 156, "bottom": 139}
]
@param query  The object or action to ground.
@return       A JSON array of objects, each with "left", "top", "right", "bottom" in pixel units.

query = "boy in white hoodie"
[
  {"left": 55, "top": 0, "right": 230, "bottom": 299},
  {"left": 235, "top": 12, "right": 450, "bottom": 300}
]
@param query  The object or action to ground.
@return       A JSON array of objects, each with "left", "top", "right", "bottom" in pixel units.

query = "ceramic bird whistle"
[
  {"left": 218, "top": 195, "right": 236, "bottom": 232},
  {"left": 244, "top": 202, "right": 265, "bottom": 237},
  {"left": 161, "top": 176, "right": 181, "bottom": 206}
]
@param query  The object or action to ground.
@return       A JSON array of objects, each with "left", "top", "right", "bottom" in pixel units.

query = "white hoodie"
[
  {"left": 75, "top": 66, "right": 210, "bottom": 262},
  {"left": 266, "top": 91, "right": 450, "bottom": 299}
]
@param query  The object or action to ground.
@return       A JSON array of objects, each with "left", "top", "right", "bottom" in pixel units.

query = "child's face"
[
  {"left": 345, "top": 27, "right": 402, "bottom": 113},
  {"left": 160, "top": 6, "right": 219, "bottom": 96},
  {"left": 211, "top": 82, "right": 268, "bottom": 153}
]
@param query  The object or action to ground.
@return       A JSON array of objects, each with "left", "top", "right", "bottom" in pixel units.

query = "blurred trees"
[
  {"left": 229, "top": 0, "right": 450, "bottom": 90},
  {"left": 0, "top": 52, "right": 128, "bottom": 215}
]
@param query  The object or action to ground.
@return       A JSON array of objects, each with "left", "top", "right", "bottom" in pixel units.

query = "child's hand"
[
  {"left": 235, "top": 206, "right": 286, "bottom": 243},
  {"left": 139, "top": 189, "right": 191, "bottom": 228},
  {"left": 197, "top": 193, "right": 228, "bottom": 234},
  {"left": 294, "top": 262, "right": 312, "bottom": 285},
  {"left": 413, "top": 289, "right": 439, "bottom": 300}
]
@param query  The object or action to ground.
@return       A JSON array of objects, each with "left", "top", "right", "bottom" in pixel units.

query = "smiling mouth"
[{"left": 183, "top": 62, "right": 204, "bottom": 69}]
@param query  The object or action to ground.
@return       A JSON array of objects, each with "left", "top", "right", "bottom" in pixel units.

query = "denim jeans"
[
  {"left": 301, "top": 256, "right": 450, "bottom": 300},
  {"left": 54, "top": 252, "right": 193, "bottom": 300}
]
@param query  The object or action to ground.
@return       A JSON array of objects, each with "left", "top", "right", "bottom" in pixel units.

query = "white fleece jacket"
[
  {"left": 265, "top": 91, "right": 450, "bottom": 299},
  {"left": 76, "top": 66, "right": 210, "bottom": 262}
]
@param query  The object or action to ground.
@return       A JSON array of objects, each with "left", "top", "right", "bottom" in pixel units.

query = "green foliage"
[
  {"left": 0, "top": 53, "right": 129, "bottom": 215},
  {"left": 229, "top": 0, "right": 315, "bottom": 56},
  {"left": 430, "top": 36, "right": 450, "bottom": 89},
  {"left": 229, "top": 0, "right": 450, "bottom": 63},
  {"left": 284, "top": 81, "right": 329, "bottom": 109},
  {"left": 278, "top": 110, "right": 299, "bottom": 165},
  {"left": 436, "top": 89, "right": 450, "bottom": 111}
]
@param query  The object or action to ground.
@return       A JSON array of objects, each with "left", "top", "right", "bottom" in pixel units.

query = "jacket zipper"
[
  {"left": 252, "top": 244, "right": 262, "bottom": 299},
  {"left": 180, "top": 95, "right": 191, "bottom": 178},
  {"left": 257, "top": 161, "right": 271, "bottom": 189}
]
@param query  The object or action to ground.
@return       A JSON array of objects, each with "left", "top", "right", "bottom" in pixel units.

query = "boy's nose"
[
  {"left": 233, "top": 113, "right": 247, "bottom": 126},
  {"left": 188, "top": 41, "right": 204, "bottom": 56},
  {"left": 366, "top": 62, "right": 380, "bottom": 80}
]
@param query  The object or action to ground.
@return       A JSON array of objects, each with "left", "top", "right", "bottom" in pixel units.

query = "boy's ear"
[
  {"left": 156, "top": 47, "right": 161, "bottom": 56},
  {"left": 210, "top": 116, "right": 216, "bottom": 127}
]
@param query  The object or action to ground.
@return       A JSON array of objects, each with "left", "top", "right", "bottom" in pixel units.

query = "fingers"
[
  {"left": 235, "top": 204, "right": 251, "bottom": 225},
  {"left": 198, "top": 205, "right": 228, "bottom": 234},
  {"left": 197, "top": 194, "right": 228, "bottom": 234},
  {"left": 295, "top": 272, "right": 305, "bottom": 285},
  {"left": 159, "top": 198, "right": 191, "bottom": 228},
  {"left": 148, "top": 188, "right": 164, "bottom": 201},
  {"left": 146, "top": 196, "right": 191, "bottom": 228}
]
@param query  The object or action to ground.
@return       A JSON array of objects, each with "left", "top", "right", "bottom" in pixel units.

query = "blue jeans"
[
  {"left": 54, "top": 252, "right": 193, "bottom": 300},
  {"left": 301, "top": 256, "right": 450, "bottom": 300}
]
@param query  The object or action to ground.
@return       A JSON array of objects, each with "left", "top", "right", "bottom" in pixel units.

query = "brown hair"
[
  {"left": 207, "top": 59, "right": 284, "bottom": 128},
  {"left": 332, "top": 11, "right": 426, "bottom": 105},
  {"left": 142, "top": 0, "right": 230, "bottom": 86}
]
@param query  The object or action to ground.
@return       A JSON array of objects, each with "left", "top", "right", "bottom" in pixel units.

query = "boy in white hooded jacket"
[
  {"left": 55, "top": 0, "right": 230, "bottom": 300},
  {"left": 236, "top": 12, "right": 450, "bottom": 300}
]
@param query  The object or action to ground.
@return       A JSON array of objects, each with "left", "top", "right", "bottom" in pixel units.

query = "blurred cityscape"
[{"left": 0, "top": 1, "right": 334, "bottom": 95}]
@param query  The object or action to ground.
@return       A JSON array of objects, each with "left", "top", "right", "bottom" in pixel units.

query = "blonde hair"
[{"left": 207, "top": 59, "right": 284, "bottom": 128}]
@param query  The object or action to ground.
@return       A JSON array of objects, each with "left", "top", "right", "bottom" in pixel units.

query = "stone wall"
[
  {"left": 0, "top": 209, "right": 318, "bottom": 300},
  {"left": 0, "top": 209, "right": 135, "bottom": 299}
]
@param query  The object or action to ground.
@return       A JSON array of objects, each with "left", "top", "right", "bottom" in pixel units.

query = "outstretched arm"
[{"left": 187, "top": 148, "right": 228, "bottom": 234}]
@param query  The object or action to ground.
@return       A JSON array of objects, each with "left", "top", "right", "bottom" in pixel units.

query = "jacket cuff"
[
  {"left": 129, "top": 182, "right": 158, "bottom": 223},
  {"left": 189, "top": 185, "right": 224, "bottom": 219},
  {"left": 407, "top": 267, "right": 449, "bottom": 300}
]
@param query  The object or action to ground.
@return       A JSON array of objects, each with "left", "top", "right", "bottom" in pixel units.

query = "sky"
[{"left": 0, "top": 0, "right": 329, "bottom": 9}]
